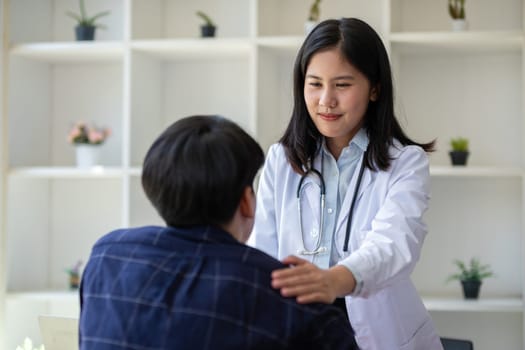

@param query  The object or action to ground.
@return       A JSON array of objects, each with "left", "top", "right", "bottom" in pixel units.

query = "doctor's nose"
[{"left": 319, "top": 90, "right": 337, "bottom": 108}]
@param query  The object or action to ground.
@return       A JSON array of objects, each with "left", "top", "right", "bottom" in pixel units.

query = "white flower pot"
[
  {"left": 451, "top": 19, "right": 468, "bottom": 32},
  {"left": 75, "top": 144, "right": 101, "bottom": 168}
]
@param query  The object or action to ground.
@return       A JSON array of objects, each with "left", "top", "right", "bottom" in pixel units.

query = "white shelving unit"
[{"left": 1, "top": 1, "right": 524, "bottom": 349}]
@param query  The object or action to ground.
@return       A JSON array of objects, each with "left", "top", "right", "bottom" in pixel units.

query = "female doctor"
[{"left": 249, "top": 18, "right": 443, "bottom": 350}]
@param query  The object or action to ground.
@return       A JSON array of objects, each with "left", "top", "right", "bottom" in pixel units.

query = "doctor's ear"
[{"left": 370, "top": 85, "right": 380, "bottom": 102}]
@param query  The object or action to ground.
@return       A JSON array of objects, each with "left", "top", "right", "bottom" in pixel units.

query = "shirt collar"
[
  {"left": 321, "top": 128, "right": 369, "bottom": 155},
  {"left": 165, "top": 225, "right": 241, "bottom": 246},
  {"left": 352, "top": 128, "right": 369, "bottom": 152}
]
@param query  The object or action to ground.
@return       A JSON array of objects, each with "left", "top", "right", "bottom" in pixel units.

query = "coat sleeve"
[
  {"left": 339, "top": 146, "right": 431, "bottom": 297},
  {"left": 247, "top": 144, "right": 280, "bottom": 258}
]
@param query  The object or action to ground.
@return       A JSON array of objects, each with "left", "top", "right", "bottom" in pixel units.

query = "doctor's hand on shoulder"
[{"left": 272, "top": 255, "right": 357, "bottom": 304}]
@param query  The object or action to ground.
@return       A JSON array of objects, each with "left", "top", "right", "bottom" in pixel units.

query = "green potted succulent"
[
  {"left": 447, "top": 257, "right": 494, "bottom": 299},
  {"left": 448, "top": 0, "right": 467, "bottom": 31},
  {"left": 196, "top": 11, "right": 217, "bottom": 38},
  {"left": 305, "top": 0, "right": 322, "bottom": 35},
  {"left": 67, "top": 0, "right": 110, "bottom": 41},
  {"left": 449, "top": 137, "right": 469, "bottom": 166}
]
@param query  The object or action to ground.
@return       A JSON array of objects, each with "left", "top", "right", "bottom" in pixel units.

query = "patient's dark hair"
[{"left": 142, "top": 115, "right": 264, "bottom": 227}]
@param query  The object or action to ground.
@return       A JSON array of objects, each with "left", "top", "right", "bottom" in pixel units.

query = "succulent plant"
[
  {"left": 450, "top": 137, "right": 469, "bottom": 152},
  {"left": 66, "top": 0, "right": 110, "bottom": 28},
  {"left": 447, "top": 258, "right": 494, "bottom": 283},
  {"left": 308, "top": 0, "right": 322, "bottom": 22},
  {"left": 448, "top": 0, "right": 466, "bottom": 20},
  {"left": 196, "top": 11, "right": 215, "bottom": 27}
]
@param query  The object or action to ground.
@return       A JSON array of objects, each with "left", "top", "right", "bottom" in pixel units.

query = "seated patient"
[{"left": 79, "top": 115, "right": 358, "bottom": 350}]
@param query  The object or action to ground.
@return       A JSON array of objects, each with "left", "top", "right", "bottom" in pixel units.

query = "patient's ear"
[{"left": 239, "top": 186, "right": 255, "bottom": 219}]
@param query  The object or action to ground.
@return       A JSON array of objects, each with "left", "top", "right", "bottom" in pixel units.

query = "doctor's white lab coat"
[{"left": 249, "top": 141, "right": 443, "bottom": 350}]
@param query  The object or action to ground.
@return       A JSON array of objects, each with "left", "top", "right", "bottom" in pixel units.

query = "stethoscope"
[{"left": 296, "top": 150, "right": 367, "bottom": 256}]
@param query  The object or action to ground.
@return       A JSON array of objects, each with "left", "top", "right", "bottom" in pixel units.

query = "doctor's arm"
[{"left": 338, "top": 146, "right": 431, "bottom": 297}]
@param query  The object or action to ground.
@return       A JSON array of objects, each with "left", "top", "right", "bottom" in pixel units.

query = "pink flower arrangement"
[{"left": 68, "top": 121, "right": 111, "bottom": 145}]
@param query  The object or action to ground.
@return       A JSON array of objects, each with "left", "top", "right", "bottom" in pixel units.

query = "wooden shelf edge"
[{"left": 423, "top": 296, "right": 523, "bottom": 312}]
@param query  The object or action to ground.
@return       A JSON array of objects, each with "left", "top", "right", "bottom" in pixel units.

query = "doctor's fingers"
[
  {"left": 281, "top": 283, "right": 336, "bottom": 304},
  {"left": 280, "top": 255, "right": 308, "bottom": 267},
  {"left": 272, "top": 256, "right": 316, "bottom": 280},
  {"left": 272, "top": 266, "right": 332, "bottom": 291}
]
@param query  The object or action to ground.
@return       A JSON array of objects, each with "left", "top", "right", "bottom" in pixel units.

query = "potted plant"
[
  {"left": 305, "top": 0, "right": 322, "bottom": 35},
  {"left": 67, "top": 121, "right": 111, "bottom": 168},
  {"left": 67, "top": 0, "right": 110, "bottom": 41},
  {"left": 448, "top": 0, "right": 467, "bottom": 31},
  {"left": 65, "top": 260, "right": 83, "bottom": 290},
  {"left": 196, "top": 11, "right": 217, "bottom": 38},
  {"left": 449, "top": 137, "right": 469, "bottom": 166},
  {"left": 447, "top": 257, "right": 494, "bottom": 299}
]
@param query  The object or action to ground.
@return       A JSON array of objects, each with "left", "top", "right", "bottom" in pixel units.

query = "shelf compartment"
[
  {"left": 257, "top": 0, "right": 384, "bottom": 36},
  {"left": 255, "top": 46, "right": 296, "bottom": 151},
  {"left": 6, "top": 290, "right": 79, "bottom": 350},
  {"left": 413, "top": 178, "right": 522, "bottom": 299},
  {"left": 131, "top": 0, "right": 252, "bottom": 39},
  {"left": 390, "top": 31, "right": 523, "bottom": 53},
  {"left": 129, "top": 50, "right": 253, "bottom": 166},
  {"left": 423, "top": 297, "right": 523, "bottom": 312},
  {"left": 10, "top": 41, "right": 124, "bottom": 62},
  {"left": 393, "top": 51, "right": 522, "bottom": 167},
  {"left": 6, "top": 177, "right": 123, "bottom": 292},
  {"left": 8, "top": 57, "right": 123, "bottom": 167},
  {"left": 431, "top": 312, "right": 522, "bottom": 350},
  {"left": 9, "top": 0, "right": 124, "bottom": 44},
  {"left": 390, "top": 0, "right": 523, "bottom": 33}
]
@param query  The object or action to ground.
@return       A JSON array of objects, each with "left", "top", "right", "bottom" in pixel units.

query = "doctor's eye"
[{"left": 307, "top": 82, "right": 322, "bottom": 88}]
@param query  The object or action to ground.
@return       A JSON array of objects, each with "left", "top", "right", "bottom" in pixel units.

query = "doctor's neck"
[{"left": 325, "top": 135, "right": 353, "bottom": 160}]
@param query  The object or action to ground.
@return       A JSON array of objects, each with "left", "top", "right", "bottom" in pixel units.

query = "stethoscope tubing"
[
  {"left": 296, "top": 151, "right": 367, "bottom": 255},
  {"left": 297, "top": 168, "right": 326, "bottom": 255}
]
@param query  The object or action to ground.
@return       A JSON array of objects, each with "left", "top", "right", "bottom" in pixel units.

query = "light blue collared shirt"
[{"left": 311, "top": 128, "right": 368, "bottom": 269}]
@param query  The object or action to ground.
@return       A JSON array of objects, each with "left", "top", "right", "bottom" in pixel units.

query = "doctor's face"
[{"left": 304, "top": 47, "right": 377, "bottom": 156}]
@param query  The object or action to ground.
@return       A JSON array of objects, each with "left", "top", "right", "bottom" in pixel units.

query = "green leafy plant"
[
  {"left": 308, "top": 0, "right": 322, "bottom": 21},
  {"left": 66, "top": 0, "right": 110, "bottom": 28},
  {"left": 196, "top": 11, "right": 215, "bottom": 27},
  {"left": 450, "top": 137, "right": 469, "bottom": 152},
  {"left": 447, "top": 258, "right": 494, "bottom": 283},
  {"left": 448, "top": 0, "right": 466, "bottom": 20}
]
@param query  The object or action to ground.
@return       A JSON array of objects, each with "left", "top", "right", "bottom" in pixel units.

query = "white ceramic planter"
[
  {"left": 75, "top": 144, "right": 101, "bottom": 168},
  {"left": 451, "top": 19, "right": 468, "bottom": 32}
]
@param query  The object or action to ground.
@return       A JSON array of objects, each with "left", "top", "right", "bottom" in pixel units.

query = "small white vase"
[
  {"left": 304, "top": 20, "right": 319, "bottom": 35},
  {"left": 75, "top": 144, "right": 101, "bottom": 168},
  {"left": 451, "top": 19, "right": 468, "bottom": 32}
]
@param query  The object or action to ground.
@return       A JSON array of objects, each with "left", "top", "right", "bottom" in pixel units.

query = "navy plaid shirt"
[{"left": 79, "top": 225, "right": 357, "bottom": 349}]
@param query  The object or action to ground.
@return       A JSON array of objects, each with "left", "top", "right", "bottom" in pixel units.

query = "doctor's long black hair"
[{"left": 280, "top": 18, "right": 435, "bottom": 175}]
